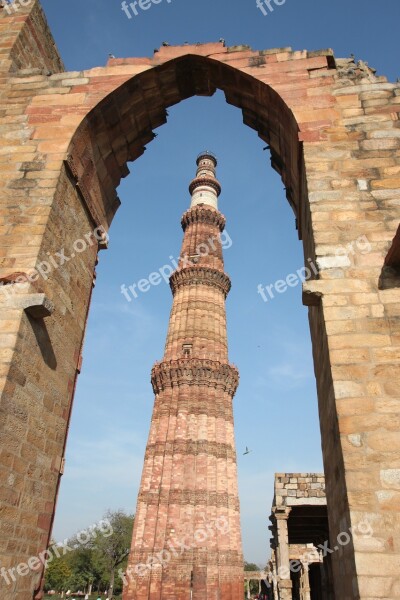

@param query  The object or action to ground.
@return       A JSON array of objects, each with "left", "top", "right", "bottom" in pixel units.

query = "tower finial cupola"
[
  {"left": 189, "top": 150, "right": 221, "bottom": 210},
  {"left": 196, "top": 150, "right": 218, "bottom": 167}
]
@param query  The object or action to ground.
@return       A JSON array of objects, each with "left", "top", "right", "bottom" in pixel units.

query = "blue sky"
[{"left": 41, "top": 0, "right": 400, "bottom": 566}]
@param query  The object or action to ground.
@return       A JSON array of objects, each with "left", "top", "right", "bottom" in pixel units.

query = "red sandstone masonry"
[
  {"left": 0, "top": 2, "right": 399, "bottom": 599},
  {"left": 121, "top": 182, "right": 243, "bottom": 598}
]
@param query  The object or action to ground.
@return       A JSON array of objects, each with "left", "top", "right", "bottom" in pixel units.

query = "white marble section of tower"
[{"left": 189, "top": 151, "right": 222, "bottom": 209}]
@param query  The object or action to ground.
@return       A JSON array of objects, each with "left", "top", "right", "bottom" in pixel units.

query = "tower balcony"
[
  {"left": 169, "top": 266, "right": 231, "bottom": 298},
  {"left": 151, "top": 357, "right": 239, "bottom": 396}
]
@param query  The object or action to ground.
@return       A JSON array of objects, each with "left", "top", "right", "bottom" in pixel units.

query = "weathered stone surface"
[
  {"left": 0, "top": 2, "right": 399, "bottom": 599},
  {"left": 0, "top": 292, "right": 54, "bottom": 318}
]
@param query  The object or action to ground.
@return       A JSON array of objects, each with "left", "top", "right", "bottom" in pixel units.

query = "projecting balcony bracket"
[
  {"left": 0, "top": 292, "right": 54, "bottom": 319},
  {"left": 302, "top": 281, "right": 323, "bottom": 307}
]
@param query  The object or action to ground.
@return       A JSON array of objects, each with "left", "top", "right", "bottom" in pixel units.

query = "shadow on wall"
[
  {"left": 380, "top": 224, "right": 400, "bottom": 289},
  {"left": 379, "top": 265, "right": 400, "bottom": 290},
  {"left": 29, "top": 316, "right": 57, "bottom": 370}
]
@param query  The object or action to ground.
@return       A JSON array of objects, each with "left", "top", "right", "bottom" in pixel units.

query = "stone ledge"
[
  {"left": 138, "top": 489, "right": 240, "bottom": 510},
  {"left": 146, "top": 440, "right": 236, "bottom": 460},
  {"left": 0, "top": 293, "right": 54, "bottom": 318},
  {"left": 302, "top": 281, "right": 323, "bottom": 306},
  {"left": 286, "top": 497, "right": 327, "bottom": 507}
]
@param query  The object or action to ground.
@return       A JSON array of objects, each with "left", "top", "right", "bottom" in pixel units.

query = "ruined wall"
[
  {"left": 0, "top": 2, "right": 399, "bottom": 599},
  {"left": 0, "top": 1, "right": 63, "bottom": 73},
  {"left": 0, "top": 162, "right": 98, "bottom": 599},
  {"left": 273, "top": 473, "right": 326, "bottom": 507}
]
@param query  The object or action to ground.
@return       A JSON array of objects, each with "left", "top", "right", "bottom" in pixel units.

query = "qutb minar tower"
[{"left": 123, "top": 153, "right": 243, "bottom": 600}]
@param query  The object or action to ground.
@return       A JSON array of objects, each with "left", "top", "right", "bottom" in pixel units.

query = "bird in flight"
[{"left": 243, "top": 447, "right": 252, "bottom": 455}]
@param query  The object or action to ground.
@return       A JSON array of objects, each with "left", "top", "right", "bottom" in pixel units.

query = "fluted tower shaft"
[{"left": 123, "top": 153, "right": 243, "bottom": 600}]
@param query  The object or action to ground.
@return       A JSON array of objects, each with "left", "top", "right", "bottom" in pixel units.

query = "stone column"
[
  {"left": 274, "top": 507, "right": 292, "bottom": 600},
  {"left": 320, "top": 556, "right": 328, "bottom": 599},
  {"left": 300, "top": 562, "right": 311, "bottom": 600},
  {"left": 270, "top": 550, "right": 279, "bottom": 600}
]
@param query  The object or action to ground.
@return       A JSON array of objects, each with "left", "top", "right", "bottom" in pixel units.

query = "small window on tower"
[
  {"left": 189, "top": 254, "right": 200, "bottom": 264},
  {"left": 182, "top": 344, "right": 192, "bottom": 357}
]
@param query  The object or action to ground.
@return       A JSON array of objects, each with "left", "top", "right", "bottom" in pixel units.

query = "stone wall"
[
  {"left": 0, "top": 2, "right": 399, "bottom": 598},
  {"left": 274, "top": 473, "right": 326, "bottom": 507}
]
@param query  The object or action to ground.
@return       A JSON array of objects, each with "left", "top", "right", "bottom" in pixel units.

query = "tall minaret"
[{"left": 123, "top": 153, "right": 243, "bottom": 600}]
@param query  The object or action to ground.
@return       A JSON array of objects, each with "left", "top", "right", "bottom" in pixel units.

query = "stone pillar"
[
  {"left": 300, "top": 562, "right": 311, "bottom": 600},
  {"left": 319, "top": 556, "right": 327, "bottom": 599},
  {"left": 270, "top": 552, "right": 279, "bottom": 600},
  {"left": 274, "top": 508, "right": 292, "bottom": 600}
]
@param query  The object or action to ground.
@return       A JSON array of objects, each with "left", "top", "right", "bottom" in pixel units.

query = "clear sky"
[{"left": 40, "top": 0, "right": 400, "bottom": 566}]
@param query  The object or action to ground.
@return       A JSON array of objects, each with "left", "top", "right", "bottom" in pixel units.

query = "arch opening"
[
  {"left": 53, "top": 88, "right": 324, "bottom": 585},
  {"left": 56, "top": 54, "right": 327, "bottom": 600},
  {"left": 67, "top": 54, "right": 312, "bottom": 262}
]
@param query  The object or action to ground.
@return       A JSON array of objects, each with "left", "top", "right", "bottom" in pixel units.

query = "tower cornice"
[
  {"left": 151, "top": 358, "right": 239, "bottom": 396},
  {"left": 181, "top": 205, "right": 226, "bottom": 232},
  {"left": 170, "top": 266, "right": 231, "bottom": 297},
  {"left": 189, "top": 177, "right": 221, "bottom": 197},
  {"left": 145, "top": 440, "right": 237, "bottom": 460},
  {"left": 138, "top": 489, "right": 240, "bottom": 512}
]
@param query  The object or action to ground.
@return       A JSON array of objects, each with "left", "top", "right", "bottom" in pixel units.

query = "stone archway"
[{"left": 0, "top": 2, "right": 400, "bottom": 599}]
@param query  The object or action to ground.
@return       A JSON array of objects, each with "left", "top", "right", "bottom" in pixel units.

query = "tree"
[
  {"left": 67, "top": 543, "right": 103, "bottom": 593},
  {"left": 44, "top": 510, "right": 134, "bottom": 595},
  {"left": 93, "top": 509, "right": 134, "bottom": 598},
  {"left": 244, "top": 561, "right": 260, "bottom": 572},
  {"left": 45, "top": 556, "right": 72, "bottom": 593}
]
